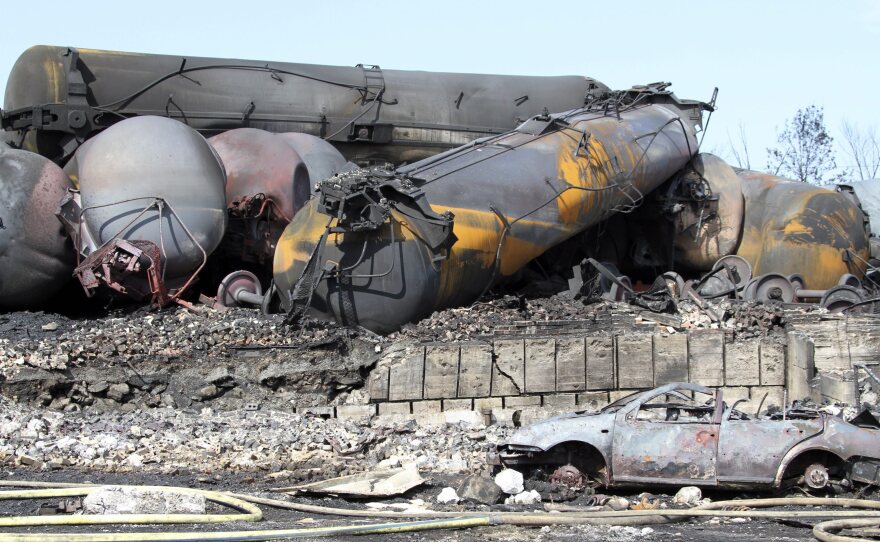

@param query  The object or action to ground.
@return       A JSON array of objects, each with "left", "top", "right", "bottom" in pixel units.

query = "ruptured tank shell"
[
  {"left": 0, "top": 147, "right": 74, "bottom": 308},
  {"left": 276, "top": 132, "right": 347, "bottom": 185},
  {"left": 208, "top": 128, "right": 311, "bottom": 220},
  {"left": 77, "top": 116, "right": 227, "bottom": 280},
  {"left": 734, "top": 170, "right": 869, "bottom": 290}
]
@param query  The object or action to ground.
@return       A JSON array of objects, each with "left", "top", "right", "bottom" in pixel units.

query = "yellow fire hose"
[
  {"left": 0, "top": 486, "right": 261, "bottom": 527},
  {"left": 1, "top": 480, "right": 879, "bottom": 541}
]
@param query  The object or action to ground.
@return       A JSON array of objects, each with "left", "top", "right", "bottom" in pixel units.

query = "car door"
[
  {"left": 717, "top": 405, "right": 824, "bottom": 485},
  {"left": 611, "top": 387, "right": 720, "bottom": 485}
]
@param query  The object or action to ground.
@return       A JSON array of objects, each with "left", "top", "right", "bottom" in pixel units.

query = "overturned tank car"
[
  {"left": 2, "top": 45, "right": 606, "bottom": 165},
  {"left": 273, "top": 84, "right": 709, "bottom": 332}
]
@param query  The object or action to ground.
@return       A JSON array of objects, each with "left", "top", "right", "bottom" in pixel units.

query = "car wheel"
[{"left": 804, "top": 463, "right": 830, "bottom": 490}]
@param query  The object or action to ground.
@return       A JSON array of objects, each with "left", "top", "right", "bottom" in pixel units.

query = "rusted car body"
[{"left": 495, "top": 383, "right": 880, "bottom": 490}]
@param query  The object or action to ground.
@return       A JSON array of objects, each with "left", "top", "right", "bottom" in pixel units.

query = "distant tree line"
[{"left": 725, "top": 105, "right": 880, "bottom": 185}]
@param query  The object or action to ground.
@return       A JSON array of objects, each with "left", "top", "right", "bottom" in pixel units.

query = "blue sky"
[{"left": 2, "top": 0, "right": 878, "bottom": 176}]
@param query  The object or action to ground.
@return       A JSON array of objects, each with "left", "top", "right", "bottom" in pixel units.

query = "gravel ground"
[{"left": 0, "top": 469, "right": 841, "bottom": 542}]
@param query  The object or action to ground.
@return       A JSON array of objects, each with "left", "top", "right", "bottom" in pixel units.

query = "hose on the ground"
[
  {"left": 813, "top": 518, "right": 880, "bottom": 542},
  {"left": 2, "top": 480, "right": 880, "bottom": 541},
  {"left": 0, "top": 516, "right": 496, "bottom": 541},
  {"left": 0, "top": 486, "right": 261, "bottom": 527}
]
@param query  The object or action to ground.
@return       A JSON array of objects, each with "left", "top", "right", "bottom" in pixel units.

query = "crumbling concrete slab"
[
  {"left": 555, "top": 337, "right": 586, "bottom": 392},
  {"left": 457, "top": 344, "right": 493, "bottom": 398},
  {"left": 82, "top": 486, "right": 205, "bottom": 515},
  {"left": 653, "top": 333, "right": 688, "bottom": 385},
  {"left": 491, "top": 340, "right": 525, "bottom": 396},
  {"left": 689, "top": 332, "right": 724, "bottom": 386},
  {"left": 424, "top": 345, "right": 460, "bottom": 399},
  {"left": 524, "top": 338, "right": 556, "bottom": 393},
  {"left": 616, "top": 334, "right": 653, "bottom": 389},
  {"left": 280, "top": 464, "right": 424, "bottom": 497}
]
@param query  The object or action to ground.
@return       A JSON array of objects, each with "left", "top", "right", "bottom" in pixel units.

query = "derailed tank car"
[
  {"left": 273, "top": 84, "right": 709, "bottom": 332},
  {"left": 2, "top": 45, "right": 607, "bottom": 166}
]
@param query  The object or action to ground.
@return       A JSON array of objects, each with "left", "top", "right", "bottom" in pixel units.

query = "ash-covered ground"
[{"left": 0, "top": 295, "right": 865, "bottom": 542}]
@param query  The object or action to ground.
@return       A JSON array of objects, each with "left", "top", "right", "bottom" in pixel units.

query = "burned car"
[{"left": 494, "top": 383, "right": 880, "bottom": 491}]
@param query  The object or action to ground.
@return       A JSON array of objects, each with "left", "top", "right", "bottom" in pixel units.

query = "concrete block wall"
[{"left": 363, "top": 331, "right": 790, "bottom": 418}]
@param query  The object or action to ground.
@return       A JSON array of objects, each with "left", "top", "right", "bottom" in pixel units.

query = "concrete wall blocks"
[
  {"left": 525, "top": 338, "right": 556, "bottom": 393},
  {"left": 388, "top": 347, "right": 426, "bottom": 402},
  {"left": 458, "top": 344, "right": 493, "bottom": 398},
  {"left": 504, "top": 396, "right": 542, "bottom": 408},
  {"left": 366, "top": 365, "right": 389, "bottom": 402},
  {"left": 556, "top": 337, "right": 586, "bottom": 392},
  {"left": 725, "top": 340, "right": 761, "bottom": 387},
  {"left": 653, "top": 333, "right": 688, "bottom": 385},
  {"left": 374, "top": 329, "right": 786, "bottom": 412},
  {"left": 786, "top": 332, "right": 818, "bottom": 403},
  {"left": 759, "top": 340, "right": 785, "bottom": 386},
  {"left": 542, "top": 393, "right": 577, "bottom": 409},
  {"left": 424, "top": 345, "right": 460, "bottom": 399},
  {"left": 616, "top": 334, "right": 654, "bottom": 389},
  {"left": 411, "top": 400, "right": 443, "bottom": 414},
  {"left": 491, "top": 340, "right": 525, "bottom": 396},
  {"left": 378, "top": 402, "right": 411, "bottom": 416},
  {"left": 586, "top": 336, "right": 614, "bottom": 390},
  {"left": 688, "top": 332, "right": 724, "bottom": 386},
  {"left": 577, "top": 391, "right": 610, "bottom": 411},
  {"left": 336, "top": 404, "right": 377, "bottom": 419}
]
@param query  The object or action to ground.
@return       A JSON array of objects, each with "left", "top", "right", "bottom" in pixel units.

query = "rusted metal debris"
[{"left": 493, "top": 383, "right": 880, "bottom": 491}]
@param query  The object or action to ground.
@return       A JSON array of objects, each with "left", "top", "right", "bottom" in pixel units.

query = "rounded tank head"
[
  {"left": 0, "top": 147, "right": 75, "bottom": 308},
  {"left": 208, "top": 128, "right": 310, "bottom": 220},
  {"left": 77, "top": 116, "right": 227, "bottom": 281},
  {"left": 275, "top": 132, "right": 347, "bottom": 186},
  {"left": 735, "top": 170, "right": 870, "bottom": 289}
]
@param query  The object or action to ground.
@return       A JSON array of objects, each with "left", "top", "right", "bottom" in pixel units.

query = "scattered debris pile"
[
  {"left": 0, "top": 394, "right": 508, "bottom": 478},
  {"left": 393, "top": 294, "right": 789, "bottom": 343},
  {"left": 0, "top": 307, "right": 379, "bottom": 411}
]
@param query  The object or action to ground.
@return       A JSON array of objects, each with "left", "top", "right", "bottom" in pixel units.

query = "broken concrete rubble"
[
  {"left": 82, "top": 486, "right": 206, "bottom": 515},
  {"left": 673, "top": 486, "right": 702, "bottom": 506},
  {"left": 457, "top": 475, "right": 503, "bottom": 505},
  {"left": 435, "top": 487, "right": 459, "bottom": 504},
  {"left": 494, "top": 468, "right": 524, "bottom": 494}
]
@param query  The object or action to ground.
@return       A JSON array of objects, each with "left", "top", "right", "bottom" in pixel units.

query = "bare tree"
[
  {"left": 840, "top": 120, "right": 880, "bottom": 181},
  {"left": 767, "top": 105, "right": 838, "bottom": 185},
  {"left": 727, "top": 123, "right": 752, "bottom": 170}
]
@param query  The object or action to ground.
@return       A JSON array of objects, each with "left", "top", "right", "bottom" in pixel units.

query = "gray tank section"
[
  {"left": 0, "top": 147, "right": 74, "bottom": 308},
  {"left": 2, "top": 45, "right": 606, "bottom": 165},
  {"left": 76, "top": 116, "right": 227, "bottom": 280},
  {"left": 276, "top": 132, "right": 347, "bottom": 185}
]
